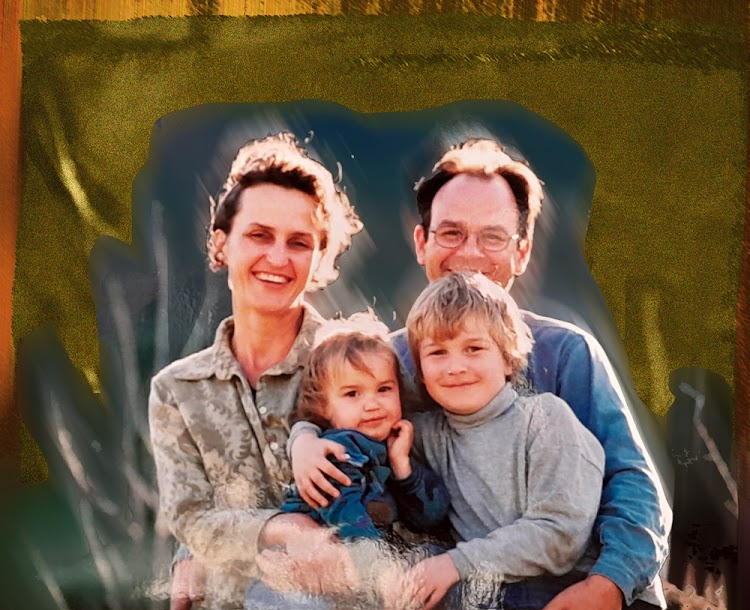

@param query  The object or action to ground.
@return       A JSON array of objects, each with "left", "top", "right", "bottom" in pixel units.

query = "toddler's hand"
[{"left": 387, "top": 419, "right": 414, "bottom": 480}]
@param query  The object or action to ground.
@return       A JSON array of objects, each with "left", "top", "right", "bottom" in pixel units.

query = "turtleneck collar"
[{"left": 444, "top": 382, "right": 518, "bottom": 432}]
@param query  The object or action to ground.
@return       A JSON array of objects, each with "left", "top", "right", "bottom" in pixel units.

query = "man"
[{"left": 406, "top": 139, "right": 670, "bottom": 609}]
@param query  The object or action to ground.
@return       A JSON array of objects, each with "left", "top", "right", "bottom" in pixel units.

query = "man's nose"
[{"left": 455, "top": 233, "right": 484, "bottom": 258}]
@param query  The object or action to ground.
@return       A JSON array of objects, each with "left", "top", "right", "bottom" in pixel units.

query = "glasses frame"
[{"left": 429, "top": 226, "right": 521, "bottom": 252}]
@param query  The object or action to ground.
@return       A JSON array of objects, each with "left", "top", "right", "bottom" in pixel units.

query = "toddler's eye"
[
  {"left": 343, "top": 390, "right": 358, "bottom": 398},
  {"left": 378, "top": 385, "right": 393, "bottom": 393}
]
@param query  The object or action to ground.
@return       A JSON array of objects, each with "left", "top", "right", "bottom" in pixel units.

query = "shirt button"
[
  {"left": 258, "top": 406, "right": 268, "bottom": 415},
  {"left": 270, "top": 442, "right": 279, "bottom": 451}
]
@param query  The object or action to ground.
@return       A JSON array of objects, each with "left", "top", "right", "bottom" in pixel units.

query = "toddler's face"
[
  {"left": 324, "top": 352, "right": 402, "bottom": 441},
  {"left": 418, "top": 316, "right": 511, "bottom": 416}
]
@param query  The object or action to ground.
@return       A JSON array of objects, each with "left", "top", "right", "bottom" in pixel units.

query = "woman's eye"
[
  {"left": 248, "top": 231, "right": 272, "bottom": 243},
  {"left": 288, "top": 239, "right": 313, "bottom": 251}
]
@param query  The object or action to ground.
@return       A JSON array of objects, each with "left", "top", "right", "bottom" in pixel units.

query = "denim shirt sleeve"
[
  {"left": 389, "top": 459, "right": 451, "bottom": 533},
  {"left": 527, "top": 318, "right": 671, "bottom": 604}
]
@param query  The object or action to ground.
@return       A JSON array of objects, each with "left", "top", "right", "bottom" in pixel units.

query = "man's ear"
[
  {"left": 413, "top": 224, "right": 428, "bottom": 265},
  {"left": 511, "top": 236, "right": 533, "bottom": 277}
]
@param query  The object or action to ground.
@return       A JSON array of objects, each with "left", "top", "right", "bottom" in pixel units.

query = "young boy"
[
  {"left": 245, "top": 314, "right": 450, "bottom": 609},
  {"left": 402, "top": 272, "right": 606, "bottom": 610}
]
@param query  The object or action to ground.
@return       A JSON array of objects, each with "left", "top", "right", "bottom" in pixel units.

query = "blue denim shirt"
[
  {"left": 391, "top": 311, "right": 671, "bottom": 607},
  {"left": 281, "top": 429, "right": 451, "bottom": 540}
]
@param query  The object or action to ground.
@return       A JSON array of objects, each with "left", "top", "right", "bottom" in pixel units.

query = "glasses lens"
[
  {"left": 435, "top": 227, "right": 466, "bottom": 248},
  {"left": 478, "top": 232, "right": 511, "bottom": 251}
]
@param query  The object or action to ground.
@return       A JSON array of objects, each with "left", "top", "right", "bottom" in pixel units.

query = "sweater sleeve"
[
  {"left": 552, "top": 332, "right": 671, "bottom": 602},
  {"left": 149, "top": 374, "right": 279, "bottom": 572},
  {"left": 448, "top": 396, "right": 605, "bottom": 582}
]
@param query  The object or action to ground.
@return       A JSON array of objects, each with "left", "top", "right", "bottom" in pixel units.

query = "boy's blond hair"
[
  {"left": 406, "top": 272, "right": 534, "bottom": 384},
  {"left": 294, "top": 312, "right": 400, "bottom": 429}
]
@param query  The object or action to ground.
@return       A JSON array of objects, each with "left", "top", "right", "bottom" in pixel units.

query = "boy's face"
[
  {"left": 324, "top": 353, "right": 402, "bottom": 441},
  {"left": 418, "top": 316, "right": 512, "bottom": 416}
]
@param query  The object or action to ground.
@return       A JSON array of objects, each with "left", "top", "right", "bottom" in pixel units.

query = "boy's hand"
[
  {"left": 387, "top": 420, "right": 414, "bottom": 480},
  {"left": 291, "top": 432, "right": 352, "bottom": 508},
  {"left": 407, "top": 554, "right": 460, "bottom": 610}
]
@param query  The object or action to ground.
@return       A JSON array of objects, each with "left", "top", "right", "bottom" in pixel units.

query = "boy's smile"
[{"left": 418, "top": 316, "right": 512, "bottom": 416}]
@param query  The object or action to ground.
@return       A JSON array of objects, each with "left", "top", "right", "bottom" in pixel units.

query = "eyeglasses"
[{"left": 429, "top": 226, "right": 520, "bottom": 252}]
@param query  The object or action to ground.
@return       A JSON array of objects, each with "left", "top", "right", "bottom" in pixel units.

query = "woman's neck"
[{"left": 230, "top": 303, "right": 305, "bottom": 388}]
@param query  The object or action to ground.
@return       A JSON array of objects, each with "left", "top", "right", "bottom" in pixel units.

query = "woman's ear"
[{"left": 212, "top": 229, "right": 227, "bottom": 264}]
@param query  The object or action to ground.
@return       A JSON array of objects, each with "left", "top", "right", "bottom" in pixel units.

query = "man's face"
[{"left": 413, "top": 173, "right": 532, "bottom": 287}]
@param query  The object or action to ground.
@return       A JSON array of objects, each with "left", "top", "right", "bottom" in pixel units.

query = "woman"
[{"left": 149, "top": 132, "right": 362, "bottom": 609}]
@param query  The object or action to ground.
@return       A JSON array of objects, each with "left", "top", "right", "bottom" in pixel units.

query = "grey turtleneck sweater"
[{"left": 410, "top": 383, "right": 605, "bottom": 583}]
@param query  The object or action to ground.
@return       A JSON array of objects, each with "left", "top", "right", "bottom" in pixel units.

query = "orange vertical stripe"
[{"left": 0, "top": 0, "right": 22, "bottom": 476}]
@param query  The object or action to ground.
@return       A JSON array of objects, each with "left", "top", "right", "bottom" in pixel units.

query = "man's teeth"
[{"left": 255, "top": 272, "right": 289, "bottom": 284}]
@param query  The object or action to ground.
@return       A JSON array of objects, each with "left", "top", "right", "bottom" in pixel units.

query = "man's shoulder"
[{"left": 522, "top": 310, "right": 602, "bottom": 354}]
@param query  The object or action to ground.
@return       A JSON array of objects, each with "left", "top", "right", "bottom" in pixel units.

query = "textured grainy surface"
[{"left": 6, "top": 13, "right": 746, "bottom": 610}]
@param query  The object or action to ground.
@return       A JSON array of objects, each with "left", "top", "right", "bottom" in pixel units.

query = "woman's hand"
[
  {"left": 170, "top": 557, "right": 206, "bottom": 610},
  {"left": 257, "top": 528, "right": 358, "bottom": 596},
  {"left": 387, "top": 420, "right": 414, "bottom": 480},
  {"left": 291, "top": 432, "right": 352, "bottom": 508},
  {"left": 405, "top": 554, "right": 460, "bottom": 610}
]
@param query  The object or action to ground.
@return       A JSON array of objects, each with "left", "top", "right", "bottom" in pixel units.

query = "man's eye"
[
  {"left": 481, "top": 233, "right": 507, "bottom": 245},
  {"left": 439, "top": 229, "right": 463, "bottom": 239}
]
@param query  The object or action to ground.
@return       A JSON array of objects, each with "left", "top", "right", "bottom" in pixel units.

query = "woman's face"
[{"left": 216, "top": 183, "right": 323, "bottom": 315}]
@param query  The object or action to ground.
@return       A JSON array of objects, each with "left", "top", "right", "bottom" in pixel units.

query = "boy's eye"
[{"left": 425, "top": 349, "right": 446, "bottom": 357}]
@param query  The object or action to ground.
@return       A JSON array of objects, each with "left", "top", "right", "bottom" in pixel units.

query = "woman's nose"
[{"left": 265, "top": 241, "right": 290, "bottom": 265}]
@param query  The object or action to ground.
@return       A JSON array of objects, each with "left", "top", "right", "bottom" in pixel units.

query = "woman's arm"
[{"left": 150, "top": 374, "right": 282, "bottom": 571}]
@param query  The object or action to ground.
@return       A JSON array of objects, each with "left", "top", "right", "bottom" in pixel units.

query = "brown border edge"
[{"left": 737, "top": 4, "right": 750, "bottom": 609}]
